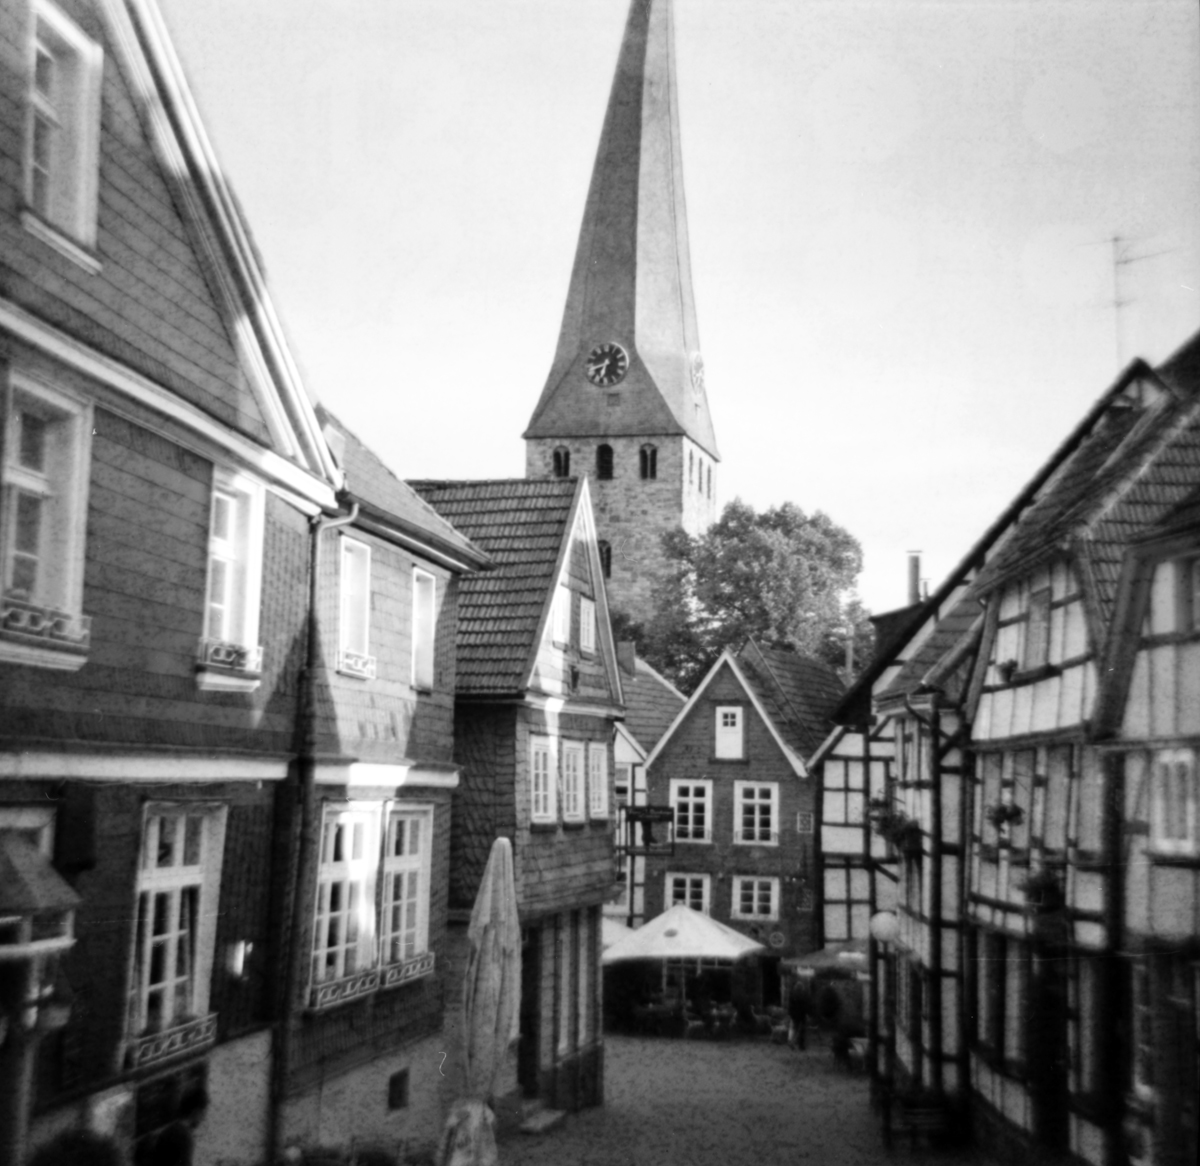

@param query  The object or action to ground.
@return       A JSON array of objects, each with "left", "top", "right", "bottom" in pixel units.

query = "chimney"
[
  {"left": 907, "top": 552, "right": 922, "bottom": 607},
  {"left": 617, "top": 641, "right": 638, "bottom": 677}
]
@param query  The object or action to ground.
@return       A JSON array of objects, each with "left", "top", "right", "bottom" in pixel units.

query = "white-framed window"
[
  {"left": 128, "top": 804, "right": 227, "bottom": 1041},
  {"left": 552, "top": 585, "right": 571, "bottom": 645},
  {"left": 1, "top": 374, "right": 92, "bottom": 669},
  {"left": 588, "top": 742, "right": 609, "bottom": 818},
  {"left": 381, "top": 806, "right": 432, "bottom": 967},
  {"left": 670, "top": 779, "right": 711, "bottom": 842},
  {"left": 198, "top": 467, "right": 265, "bottom": 689},
  {"left": 312, "top": 804, "right": 379, "bottom": 989},
  {"left": 614, "top": 763, "right": 632, "bottom": 807},
  {"left": 562, "top": 740, "right": 586, "bottom": 822},
  {"left": 531, "top": 735, "right": 558, "bottom": 823},
  {"left": 667, "top": 872, "right": 710, "bottom": 914},
  {"left": 580, "top": 596, "right": 596, "bottom": 654},
  {"left": 338, "top": 537, "right": 375, "bottom": 679},
  {"left": 731, "top": 876, "right": 779, "bottom": 921},
  {"left": 310, "top": 800, "right": 436, "bottom": 1007},
  {"left": 715, "top": 706, "right": 744, "bottom": 759},
  {"left": 412, "top": 568, "right": 436, "bottom": 690},
  {"left": 1151, "top": 748, "right": 1197, "bottom": 854},
  {"left": 1024, "top": 588, "right": 1052, "bottom": 670},
  {"left": 24, "top": 1, "right": 103, "bottom": 258},
  {"left": 734, "top": 781, "right": 778, "bottom": 844}
]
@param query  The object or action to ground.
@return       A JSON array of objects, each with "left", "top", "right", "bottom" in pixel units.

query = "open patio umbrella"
[
  {"left": 438, "top": 838, "right": 521, "bottom": 1166},
  {"left": 601, "top": 916, "right": 635, "bottom": 950},
  {"left": 601, "top": 904, "right": 766, "bottom": 964}
]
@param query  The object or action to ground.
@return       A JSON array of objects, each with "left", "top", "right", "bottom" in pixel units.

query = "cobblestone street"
[{"left": 503, "top": 1036, "right": 992, "bottom": 1166}]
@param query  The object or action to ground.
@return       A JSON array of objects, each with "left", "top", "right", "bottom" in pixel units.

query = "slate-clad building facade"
[{"left": 410, "top": 477, "right": 624, "bottom": 1120}]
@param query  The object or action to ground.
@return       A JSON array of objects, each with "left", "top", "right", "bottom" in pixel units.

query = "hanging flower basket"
[
  {"left": 984, "top": 802, "right": 1024, "bottom": 831},
  {"left": 1018, "top": 866, "right": 1064, "bottom": 914},
  {"left": 868, "top": 797, "right": 923, "bottom": 856}
]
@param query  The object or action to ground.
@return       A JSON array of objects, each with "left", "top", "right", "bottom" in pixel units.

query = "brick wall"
[
  {"left": 0, "top": 407, "right": 310, "bottom": 753},
  {"left": 643, "top": 662, "right": 819, "bottom": 958},
  {"left": 525, "top": 434, "right": 717, "bottom": 625}
]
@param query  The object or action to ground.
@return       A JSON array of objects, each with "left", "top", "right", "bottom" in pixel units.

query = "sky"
[{"left": 156, "top": 0, "right": 1200, "bottom": 615}]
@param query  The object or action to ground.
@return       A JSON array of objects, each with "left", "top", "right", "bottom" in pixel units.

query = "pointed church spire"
[{"left": 523, "top": 0, "right": 718, "bottom": 458}]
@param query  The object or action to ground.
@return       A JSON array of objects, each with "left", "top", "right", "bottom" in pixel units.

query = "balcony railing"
[
  {"left": 381, "top": 950, "right": 435, "bottom": 988},
  {"left": 127, "top": 1013, "right": 217, "bottom": 1070},
  {"left": 197, "top": 638, "right": 263, "bottom": 673},
  {"left": 338, "top": 648, "right": 377, "bottom": 680}
]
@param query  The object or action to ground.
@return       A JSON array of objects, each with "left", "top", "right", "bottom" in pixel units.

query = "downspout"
[
  {"left": 864, "top": 722, "right": 881, "bottom": 1089},
  {"left": 268, "top": 500, "right": 358, "bottom": 1165}
]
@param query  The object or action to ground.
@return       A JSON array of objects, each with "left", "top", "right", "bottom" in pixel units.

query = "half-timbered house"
[{"left": 409, "top": 477, "right": 623, "bottom": 1124}]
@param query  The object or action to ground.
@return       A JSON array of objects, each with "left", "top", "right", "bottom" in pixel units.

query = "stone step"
[{"left": 519, "top": 1107, "right": 566, "bottom": 1135}]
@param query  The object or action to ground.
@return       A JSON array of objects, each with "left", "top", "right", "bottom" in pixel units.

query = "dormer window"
[
  {"left": 596, "top": 444, "right": 613, "bottom": 481},
  {"left": 23, "top": 2, "right": 103, "bottom": 267},
  {"left": 639, "top": 444, "right": 657, "bottom": 480},
  {"left": 552, "top": 447, "right": 571, "bottom": 478}
]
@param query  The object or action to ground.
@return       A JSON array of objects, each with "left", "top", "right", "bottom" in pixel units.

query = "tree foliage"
[{"left": 626, "top": 499, "right": 874, "bottom": 693}]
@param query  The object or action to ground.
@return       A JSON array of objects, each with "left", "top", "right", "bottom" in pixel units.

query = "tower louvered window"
[
  {"left": 639, "top": 444, "right": 657, "bottom": 480},
  {"left": 596, "top": 444, "right": 614, "bottom": 480},
  {"left": 598, "top": 541, "right": 612, "bottom": 579},
  {"left": 553, "top": 447, "right": 571, "bottom": 478}
]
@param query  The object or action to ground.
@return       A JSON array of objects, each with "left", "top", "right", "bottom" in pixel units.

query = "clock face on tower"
[{"left": 585, "top": 342, "right": 629, "bottom": 387}]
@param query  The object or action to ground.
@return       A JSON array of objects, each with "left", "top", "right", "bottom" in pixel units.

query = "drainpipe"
[{"left": 268, "top": 500, "right": 358, "bottom": 1165}]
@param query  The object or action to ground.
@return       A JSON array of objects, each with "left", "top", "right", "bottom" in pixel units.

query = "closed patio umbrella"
[{"left": 438, "top": 838, "right": 521, "bottom": 1166}]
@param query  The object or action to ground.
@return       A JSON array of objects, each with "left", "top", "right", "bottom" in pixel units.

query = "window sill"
[
  {"left": 309, "top": 969, "right": 381, "bottom": 1011},
  {"left": 126, "top": 1013, "right": 217, "bottom": 1071},
  {"left": 337, "top": 649, "right": 377, "bottom": 680},
  {"left": 21, "top": 209, "right": 102, "bottom": 274},
  {"left": 530, "top": 820, "right": 558, "bottom": 832},
  {"left": 674, "top": 837, "right": 712, "bottom": 845},
  {"left": 381, "top": 950, "right": 435, "bottom": 989},
  {"left": 1, "top": 598, "right": 90, "bottom": 670},
  {"left": 1146, "top": 850, "right": 1200, "bottom": 867},
  {"left": 196, "top": 639, "right": 263, "bottom": 692}
]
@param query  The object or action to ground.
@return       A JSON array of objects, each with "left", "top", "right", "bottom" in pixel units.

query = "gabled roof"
[
  {"left": 645, "top": 650, "right": 808, "bottom": 775},
  {"left": 736, "top": 642, "right": 845, "bottom": 758},
  {"left": 409, "top": 478, "right": 620, "bottom": 700},
  {"left": 620, "top": 655, "right": 686, "bottom": 755},
  {"left": 315, "top": 408, "right": 490, "bottom": 572},
  {"left": 96, "top": 1, "right": 341, "bottom": 500}
]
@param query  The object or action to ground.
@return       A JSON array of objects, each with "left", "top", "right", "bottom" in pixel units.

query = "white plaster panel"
[
  {"left": 838, "top": 734, "right": 865, "bottom": 758},
  {"left": 1148, "top": 561, "right": 1174, "bottom": 636},
  {"left": 1122, "top": 655, "right": 1151, "bottom": 739},
  {"left": 942, "top": 985, "right": 958, "bottom": 1053},
  {"left": 1060, "top": 666, "right": 1085, "bottom": 727},
  {"left": 1064, "top": 601, "right": 1088, "bottom": 660},
  {"left": 846, "top": 759, "right": 865, "bottom": 789},
  {"left": 976, "top": 693, "right": 995, "bottom": 740},
  {"left": 1179, "top": 642, "right": 1200, "bottom": 736},
  {"left": 1151, "top": 647, "right": 1178, "bottom": 738},
  {"left": 1050, "top": 603, "right": 1066, "bottom": 664},
  {"left": 941, "top": 861, "right": 960, "bottom": 916},
  {"left": 1001, "top": 1076, "right": 1029, "bottom": 1126},
  {"left": 999, "top": 586, "right": 1022, "bottom": 622},
  {"left": 822, "top": 825, "right": 864, "bottom": 855},
  {"left": 1149, "top": 866, "right": 1199, "bottom": 940},
  {"left": 1075, "top": 871, "right": 1104, "bottom": 916},
  {"left": 197, "top": 1030, "right": 272, "bottom": 1166},
  {"left": 1073, "top": 1115, "right": 1106, "bottom": 1166},
  {"left": 877, "top": 876, "right": 899, "bottom": 912},
  {"left": 1125, "top": 855, "right": 1151, "bottom": 932},
  {"left": 1032, "top": 676, "right": 1061, "bottom": 733},
  {"left": 1073, "top": 920, "right": 1106, "bottom": 950},
  {"left": 1013, "top": 683, "right": 1034, "bottom": 735}
]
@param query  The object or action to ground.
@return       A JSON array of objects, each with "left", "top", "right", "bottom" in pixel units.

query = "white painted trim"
[
  {"left": 645, "top": 651, "right": 808, "bottom": 776},
  {"left": 614, "top": 721, "right": 647, "bottom": 762},
  {"left": 20, "top": 211, "right": 102, "bottom": 274},
  {"left": 0, "top": 298, "right": 337, "bottom": 509},
  {"left": 313, "top": 761, "right": 460, "bottom": 789},
  {"left": 0, "top": 752, "right": 287, "bottom": 781}
]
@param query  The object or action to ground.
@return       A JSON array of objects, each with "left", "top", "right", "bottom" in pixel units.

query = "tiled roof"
[
  {"left": 622, "top": 657, "right": 685, "bottom": 754},
  {"left": 407, "top": 479, "right": 580, "bottom": 694},
  {"left": 879, "top": 596, "right": 982, "bottom": 700},
  {"left": 315, "top": 407, "right": 487, "bottom": 565},
  {"left": 737, "top": 642, "right": 845, "bottom": 759}
]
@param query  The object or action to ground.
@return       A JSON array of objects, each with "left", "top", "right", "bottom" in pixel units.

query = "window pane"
[
  {"left": 413, "top": 572, "right": 436, "bottom": 688},
  {"left": 184, "top": 816, "right": 203, "bottom": 866},
  {"left": 157, "top": 817, "right": 177, "bottom": 867},
  {"left": 18, "top": 411, "right": 48, "bottom": 472}
]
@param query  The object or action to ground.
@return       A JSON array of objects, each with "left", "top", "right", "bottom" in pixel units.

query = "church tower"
[{"left": 524, "top": 0, "right": 719, "bottom": 627}]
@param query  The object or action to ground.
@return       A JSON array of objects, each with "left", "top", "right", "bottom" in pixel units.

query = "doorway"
[{"left": 518, "top": 926, "right": 541, "bottom": 1098}]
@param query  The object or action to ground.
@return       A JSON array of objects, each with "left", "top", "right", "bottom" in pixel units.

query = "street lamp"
[
  {"left": 868, "top": 911, "right": 899, "bottom": 1146},
  {"left": 0, "top": 832, "right": 80, "bottom": 1166}
]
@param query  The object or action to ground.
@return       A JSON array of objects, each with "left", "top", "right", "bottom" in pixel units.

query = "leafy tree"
[{"left": 629, "top": 499, "right": 873, "bottom": 693}]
